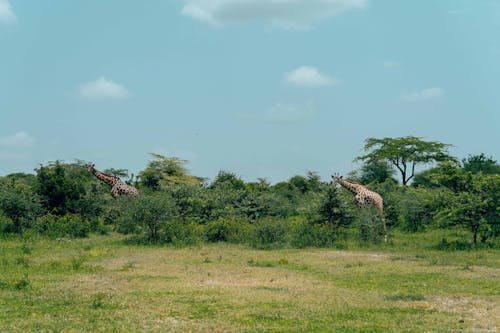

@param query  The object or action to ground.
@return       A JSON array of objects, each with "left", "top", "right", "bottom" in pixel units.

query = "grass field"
[{"left": 0, "top": 231, "right": 498, "bottom": 332}]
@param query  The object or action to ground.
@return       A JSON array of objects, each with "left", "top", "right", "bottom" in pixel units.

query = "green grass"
[{"left": 0, "top": 231, "right": 498, "bottom": 332}]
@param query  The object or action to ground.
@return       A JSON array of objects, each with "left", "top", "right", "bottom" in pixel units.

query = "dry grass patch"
[{"left": 1, "top": 234, "right": 499, "bottom": 332}]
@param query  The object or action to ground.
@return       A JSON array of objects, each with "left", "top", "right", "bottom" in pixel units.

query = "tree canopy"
[{"left": 356, "top": 136, "right": 455, "bottom": 185}]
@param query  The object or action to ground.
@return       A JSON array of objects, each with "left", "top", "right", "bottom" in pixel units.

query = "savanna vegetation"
[
  {"left": 1, "top": 136, "right": 498, "bottom": 249},
  {"left": 0, "top": 136, "right": 499, "bottom": 331}
]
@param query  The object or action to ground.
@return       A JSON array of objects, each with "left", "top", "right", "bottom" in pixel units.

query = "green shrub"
[
  {"left": 13, "top": 275, "right": 30, "bottom": 290},
  {"left": 357, "top": 209, "right": 385, "bottom": 244},
  {"left": 249, "top": 219, "right": 287, "bottom": 249},
  {"left": 204, "top": 218, "right": 247, "bottom": 243},
  {"left": 117, "top": 194, "right": 176, "bottom": 242},
  {"left": 288, "top": 219, "right": 338, "bottom": 248},
  {"left": 434, "top": 238, "right": 472, "bottom": 251},
  {"left": 34, "top": 214, "right": 90, "bottom": 238},
  {"left": 163, "top": 221, "right": 202, "bottom": 246},
  {"left": 0, "top": 211, "right": 14, "bottom": 233},
  {"left": 0, "top": 184, "right": 43, "bottom": 233}
]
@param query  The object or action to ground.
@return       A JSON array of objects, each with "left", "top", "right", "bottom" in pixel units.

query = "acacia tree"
[
  {"left": 356, "top": 136, "right": 455, "bottom": 185},
  {"left": 138, "top": 154, "right": 199, "bottom": 190}
]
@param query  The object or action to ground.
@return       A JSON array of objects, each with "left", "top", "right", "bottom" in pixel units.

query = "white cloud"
[
  {"left": 78, "top": 77, "right": 131, "bottom": 100},
  {"left": 0, "top": 131, "right": 34, "bottom": 148},
  {"left": 0, "top": 0, "right": 16, "bottom": 24},
  {"left": 181, "top": 0, "right": 368, "bottom": 29},
  {"left": 285, "top": 66, "right": 337, "bottom": 87},
  {"left": 447, "top": 8, "right": 469, "bottom": 15},
  {"left": 402, "top": 87, "right": 444, "bottom": 102},
  {"left": 265, "top": 102, "right": 316, "bottom": 124},
  {"left": 383, "top": 61, "right": 400, "bottom": 69}
]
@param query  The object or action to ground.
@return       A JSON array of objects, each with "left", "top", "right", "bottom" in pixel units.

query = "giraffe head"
[
  {"left": 86, "top": 162, "right": 95, "bottom": 172},
  {"left": 331, "top": 173, "right": 343, "bottom": 186}
]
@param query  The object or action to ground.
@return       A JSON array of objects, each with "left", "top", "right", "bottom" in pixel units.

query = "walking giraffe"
[
  {"left": 87, "top": 163, "right": 138, "bottom": 197},
  {"left": 332, "top": 174, "right": 387, "bottom": 242}
]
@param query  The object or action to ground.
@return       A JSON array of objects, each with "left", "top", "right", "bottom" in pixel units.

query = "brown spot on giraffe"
[
  {"left": 332, "top": 174, "right": 387, "bottom": 242},
  {"left": 87, "top": 163, "right": 138, "bottom": 197}
]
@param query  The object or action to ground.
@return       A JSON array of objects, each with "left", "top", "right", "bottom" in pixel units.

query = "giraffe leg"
[
  {"left": 380, "top": 212, "right": 387, "bottom": 242},
  {"left": 111, "top": 185, "right": 120, "bottom": 198}
]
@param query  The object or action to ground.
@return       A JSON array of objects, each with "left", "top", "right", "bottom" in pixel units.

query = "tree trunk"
[{"left": 471, "top": 223, "right": 479, "bottom": 245}]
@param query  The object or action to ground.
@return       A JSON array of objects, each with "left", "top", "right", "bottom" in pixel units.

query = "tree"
[
  {"left": 442, "top": 174, "right": 499, "bottom": 245},
  {"left": 317, "top": 186, "right": 352, "bottom": 228},
  {"left": 357, "top": 136, "right": 455, "bottom": 185},
  {"left": 425, "top": 164, "right": 500, "bottom": 244},
  {"left": 358, "top": 159, "right": 396, "bottom": 184},
  {"left": 0, "top": 180, "right": 43, "bottom": 233},
  {"left": 35, "top": 161, "right": 86, "bottom": 215},
  {"left": 462, "top": 153, "right": 500, "bottom": 174},
  {"left": 138, "top": 154, "right": 199, "bottom": 190},
  {"left": 210, "top": 170, "right": 245, "bottom": 190}
]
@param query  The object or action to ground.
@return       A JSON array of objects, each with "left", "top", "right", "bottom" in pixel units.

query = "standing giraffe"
[
  {"left": 332, "top": 174, "right": 387, "bottom": 242},
  {"left": 87, "top": 163, "right": 138, "bottom": 197}
]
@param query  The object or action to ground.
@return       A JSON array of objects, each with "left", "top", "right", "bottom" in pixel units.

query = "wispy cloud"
[
  {"left": 402, "top": 87, "right": 444, "bottom": 102},
  {"left": 264, "top": 102, "right": 316, "bottom": 124},
  {"left": 181, "top": 0, "right": 368, "bottom": 29},
  {"left": 0, "top": 131, "right": 34, "bottom": 148},
  {"left": 0, "top": 0, "right": 16, "bottom": 25},
  {"left": 383, "top": 61, "right": 400, "bottom": 69},
  {"left": 447, "top": 8, "right": 469, "bottom": 15},
  {"left": 285, "top": 66, "right": 337, "bottom": 87},
  {"left": 78, "top": 77, "right": 131, "bottom": 100}
]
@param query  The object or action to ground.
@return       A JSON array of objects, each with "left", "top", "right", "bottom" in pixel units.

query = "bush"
[
  {"left": 0, "top": 184, "right": 43, "bottom": 233},
  {"left": 249, "top": 219, "right": 287, "bottom": 249},
  {"left": 0, "top": 211, "right": 14, "bottom": 233},
  {"left": 163, "top": 221, "right": 203, "bottom": 246},
  {"left": 395, "top": 188, "right": 450, "bottom": 231},
  {"left": 434, "top": 238, "right": 472, "bottom": 251},
  {"left": 205, "top": 219, "right": 237, "bottom": 242},
  {"left": 288, "top": 218, "right": 338, "bottom": 248},
  {"left": 117, "top": 194, "right": 177, "bottom": 243},
  {"left": 357, "top": 209, "right": 385, "bottom": 244},
  {"left": 34, "top": 214, "right": 90, "bottom": 238}
]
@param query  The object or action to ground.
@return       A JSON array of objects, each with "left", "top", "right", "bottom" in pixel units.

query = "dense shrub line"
[{"left": 0, "top": 153, "right": 499, "bottom": 248}]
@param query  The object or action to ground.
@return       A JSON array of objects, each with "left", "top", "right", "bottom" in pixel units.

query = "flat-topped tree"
[{"left": 356, "top": 136, "right": 455, "bottom": 185}]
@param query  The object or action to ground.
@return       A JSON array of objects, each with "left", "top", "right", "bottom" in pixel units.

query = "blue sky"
[{"left": 1, "top": 0, "right": 499, "bottom": 183}]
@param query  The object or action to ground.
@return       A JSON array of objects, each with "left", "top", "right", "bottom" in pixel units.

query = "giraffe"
[
  {"left": 331, "top": 174, "right": 387, "bottom": 242},
  {"left": 87, "top": 163, "right": 138, "bottom": 197}
]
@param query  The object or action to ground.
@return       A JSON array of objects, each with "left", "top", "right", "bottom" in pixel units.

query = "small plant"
[
  {"left": 435, "top": 238, "right": 472, "bottom": 251},
  {"left": 247, "top": 259, "right": 276, "bottom": 268},
  {"left": 344, "top": 262, "right": 364, "bottom": 268},
  {"left": 462, "top": 262, "right": 473, "bottom": 271},
  {"left": 203, "top": 257, "right": 212, "bottom": 264},
  {"left": 15, "top": 256, "right": 30, "bottom": 268},
  {"left": 120, "top": 261, "right": 136, "bottom": 271},
  {"left": 91, "top": 292, "right": 108, "bottom": 309},
  {"left": 71, "top": 256, "right": 87, "bottom": 271},
  {"left": 385, "top": 293, "right": 425, "bottom": 301},
  {"left": 14, "top": 275, "right": 31, "bottom": 290},
  {"left": 21, "top": 243, "right": 33, "bottom": 254},
  {"left": 278, "top": 258, "right": 289, "bottom": 266}
]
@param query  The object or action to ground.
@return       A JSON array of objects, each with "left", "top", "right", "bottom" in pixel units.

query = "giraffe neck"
[
  {"left": 91, "top": 168, "right": 119, "bottom": 186},
  {"left": 338, "top": 179, "right": 364, "bottom": 194}
]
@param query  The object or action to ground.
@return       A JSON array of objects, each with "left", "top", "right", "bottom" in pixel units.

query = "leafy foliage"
[
  {"left": 357, "top": 136, "right": 455, "bottom": 185},
  {"left": 462, "top": 153, "right": 500, "bottom": 174},
  {"left": 0, "top": 143, "right": 498, "bottom": 249},
  {"left": 138, "top": 154, "right": 199, "bottom": 190}
]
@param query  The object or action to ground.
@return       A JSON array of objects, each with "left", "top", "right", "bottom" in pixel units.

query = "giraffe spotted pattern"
[
  {"left": 332, "top": 174, "right": 387, "bottom": 242},
  {"left": 87, "top": 163, "right": 138, "bottom": 197}
]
